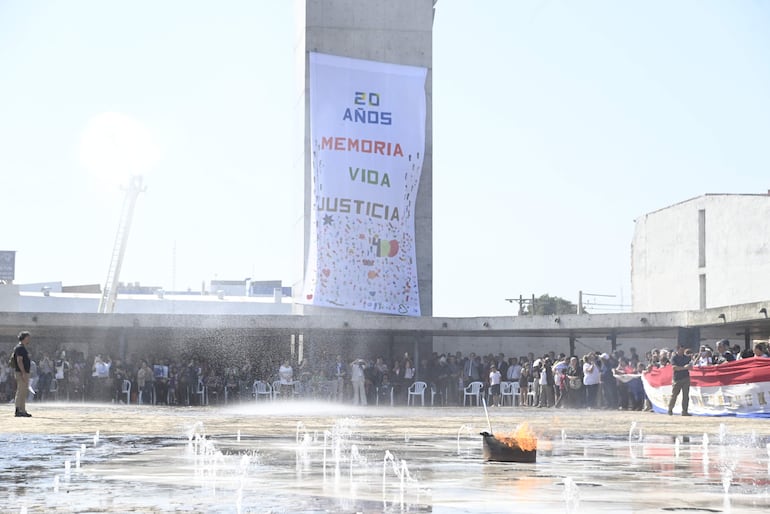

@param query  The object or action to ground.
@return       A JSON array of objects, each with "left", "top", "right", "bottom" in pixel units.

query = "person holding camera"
[
  {"left": 350, "top": 358, "right": 367, "bottom": 406},
  {"left": 582, "top": 354, "right": 600, "bottom": 408}
]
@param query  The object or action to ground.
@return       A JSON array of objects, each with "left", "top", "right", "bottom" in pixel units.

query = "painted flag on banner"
[
  {"left": 301, "top": 52, "right": 427, "bottom": 316},
  {"left": 642, "top": 357, "right": 770, "bottom": 417}
]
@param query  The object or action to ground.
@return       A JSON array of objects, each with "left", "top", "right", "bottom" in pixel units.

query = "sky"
[{"left": 1, "top": 0, "right": 769, "bottom": 317}]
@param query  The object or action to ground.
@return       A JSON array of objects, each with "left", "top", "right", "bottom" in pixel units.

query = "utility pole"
[
  {"left": 505, "top": 295, "right": 536, "bottom": 315},
  {"left": 579, "top": 291, "right": 618, "bottom": 314}
]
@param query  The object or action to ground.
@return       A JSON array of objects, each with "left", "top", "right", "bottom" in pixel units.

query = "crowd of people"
[{"left": 4, "top": 334, "right": 769, "bottom": 410}]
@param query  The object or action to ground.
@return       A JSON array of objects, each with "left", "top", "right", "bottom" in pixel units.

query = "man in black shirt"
[
  {"left": 12, "top": 331, "right": 33, "bottom": 418},
  {"left": 668, "top": 344, "right": 693, "bottom": 416}
]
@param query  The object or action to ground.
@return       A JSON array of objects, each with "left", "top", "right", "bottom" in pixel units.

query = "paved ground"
[
  {"left": 4, "top": 402, "right": 767, "bottom": 440},
  {"left": 4, "top": 402, "right": 770, "bottom": 513}
]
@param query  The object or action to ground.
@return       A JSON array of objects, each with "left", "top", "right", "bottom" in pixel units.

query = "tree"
[{"left": 524, "top": 294, "right": 579, "bottom": 315}]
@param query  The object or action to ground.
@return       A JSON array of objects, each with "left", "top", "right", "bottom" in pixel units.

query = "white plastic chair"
[
  {"left": 527, "top": 382, "right": 537, "bottom": 406},
  {"left": 275, "top": 380, "right": 300, "bottom": 400},
  {"left": 272, "top": 380, "right": 283, "bottom": 401},
  {"left": 49, "top": 379, "right": 58, "bottom": 401},
  {"left": 376, "top": 385, "right": 394, "bottom": 406},
  {"left": 430, "top": 383, "right": 443, "bottom": 406},
  {"left": 509, "top": 382, "right": 521, "bottom": 406},
  {"left": 293, "top": 380, "right": 303, "bottom": 398},
  {"left": 500, "top": 381, "right": 516, "bottom": 406},
  {"left": 253, "top": 380, "right": 272, "bottom": 401},
  {"left": 121, "top": 380, "right": 131, "bottom": 404},
  {"left": 463, "top": 381, "right": 484, "bottom": 406},
  {"left": 407, "top": 381, "right": 428, "bottom": 406},
  {"left": 139, "top": 384, "right": 155, "bottom": 405},
  {"left": 196, "top": 379, "right": 207, "bottom": 405}
]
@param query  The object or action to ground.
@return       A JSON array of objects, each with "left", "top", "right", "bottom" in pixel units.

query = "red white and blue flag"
[{"left": 642, "top": 357, "right": 770, "bottom": 417}]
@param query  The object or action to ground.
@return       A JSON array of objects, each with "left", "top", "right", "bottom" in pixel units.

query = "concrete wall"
[
  {"left": 295, "top": 0, "right": 434, "bottom": 316},
  {"left": 632, "top": 194, "right": 770, "bottom": 312},
  {"left": 433, "top": 335, "right": 678, "bottom": 362}
]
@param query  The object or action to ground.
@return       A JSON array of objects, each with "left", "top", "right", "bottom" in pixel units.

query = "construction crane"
[{"left": 97, "top": 175, "right": 146, "bottom": 313}]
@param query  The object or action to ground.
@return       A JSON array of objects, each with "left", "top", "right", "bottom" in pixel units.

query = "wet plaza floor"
[{"left": 2, "top": 402, "right": 770, "bottom": 513}]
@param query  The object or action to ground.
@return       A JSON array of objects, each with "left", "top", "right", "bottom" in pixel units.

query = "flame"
[{"left": 496, "top": 422, "right": 538, "bottom": 451}]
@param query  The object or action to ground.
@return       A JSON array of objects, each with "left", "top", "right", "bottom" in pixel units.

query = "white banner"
[
  {"left": 301, "top": 53, "right": 427, "bottom": 316},
  {"left": 642, "top": 358, "right": 770, "bottom": 417},
  {"left": 642, "top": 379, "right": 770, "bottom": 417}
]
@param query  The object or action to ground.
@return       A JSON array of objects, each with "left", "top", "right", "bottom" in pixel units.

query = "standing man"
[
  {"left": 137, "top": 361, "right": 154, "bottom": 405},
  {"left": 495, "top": 353, "right": 508, "bottom": 379},
  {"left": 668, "top": 344, "right": 693, "bottom": 416},
  {"left": 278, "top": 359, "right": 294, "bottom": 399},
  {"left": 506, "top": 357, "right": 522, "bottom": 383},
  {"left": 331, "top": 355, "right": 346, "bottom": 402},
  {"left": 598, "top": 353, "right": 618, "bottom": 409},
  {"left": 12, "top": 331, "right": 32, "bottom": 417},
  {"left": 462, "top": 352, "right": 480, "bottom": 386},
  {"left": 446, "top": 354, "right": 461, "bottom": 405},
  {"left": 350, "top": 358, "right": 367, "bottom": 406}
]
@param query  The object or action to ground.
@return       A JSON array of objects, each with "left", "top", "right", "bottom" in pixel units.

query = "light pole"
[{"left": 97, "top": 175, "right": 146, "bottom": 313}]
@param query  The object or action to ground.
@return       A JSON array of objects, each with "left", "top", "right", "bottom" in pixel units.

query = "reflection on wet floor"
[{"left": 2, "top": 404, "right": 770, "bottom": 513}]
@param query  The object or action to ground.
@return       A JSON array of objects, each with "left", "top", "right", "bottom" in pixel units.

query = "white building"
[
  {"left": 0, "top": 280, "right": 293, "bottom": 316},
  {"left": 632, "top": 192, "right": 770, "bottom": 312}
]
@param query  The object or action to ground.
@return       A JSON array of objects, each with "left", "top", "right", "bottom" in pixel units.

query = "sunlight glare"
[{"left": 79, "top": 111, "right": 160, "bottom": 186}]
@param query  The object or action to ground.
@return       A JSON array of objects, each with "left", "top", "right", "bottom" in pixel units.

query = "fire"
[{"left": 496, "top": 422, "right": 538, "bottom": 451}]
